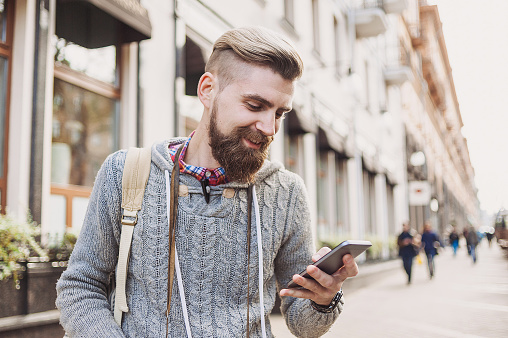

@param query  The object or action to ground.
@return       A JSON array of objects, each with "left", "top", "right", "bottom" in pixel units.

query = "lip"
[{"left": 243, "top": 137, "right": 262, "bottom": 150}]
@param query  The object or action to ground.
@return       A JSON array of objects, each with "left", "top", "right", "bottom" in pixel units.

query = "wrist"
[{"left": 310, "top": 289, "right": 343, "bottom": 313}]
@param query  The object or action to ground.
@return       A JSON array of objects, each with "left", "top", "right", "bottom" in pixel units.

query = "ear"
[{"left": 197, "top": 72, "right": 215, "bottom": 109}]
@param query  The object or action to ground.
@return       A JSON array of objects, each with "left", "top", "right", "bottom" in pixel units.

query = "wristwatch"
[{"left": 310, "top": 289, "right": 343, "bottom": 313}]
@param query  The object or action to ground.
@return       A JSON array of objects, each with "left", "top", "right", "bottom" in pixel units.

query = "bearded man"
[{"left": 56, "top": 26, "right": 359, "bottom": 338}]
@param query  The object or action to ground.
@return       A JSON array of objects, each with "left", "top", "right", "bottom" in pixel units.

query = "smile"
[{"left": 243, "top": 137, "right": 262, "bottom": 150}]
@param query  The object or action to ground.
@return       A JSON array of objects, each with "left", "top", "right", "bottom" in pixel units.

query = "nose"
[{"left": 255, "top": 111, "right": 277, "bottom": 136}]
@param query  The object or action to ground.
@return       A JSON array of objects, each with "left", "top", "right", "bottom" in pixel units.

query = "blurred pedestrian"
[
  {"left": 448, "top": 227, "right": 459, "bottom": 257},
  {"left": 467, "top": 226, "right": 479, "bottom": 263},
  {"left": 397, "top": 222, "right": 417, "bottom": 284},
  {"left": 486, "top": 231, "right": 494, "bottom": 247},
  {"left": 463, "top": 227, "right": 471, "bottom": 255},
  {"left": 421, "top": 222, "right": 441, "bottom": 279}
]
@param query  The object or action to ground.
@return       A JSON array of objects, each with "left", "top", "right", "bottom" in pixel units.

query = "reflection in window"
[
  {"left": 53, "top": 37, "right": 117, "bottom": 85},
  {"left": 0, "top": 0, "right": 6, "bottom": 42},
  {"left": 52, "top": 78, "right": 118, "bottom": 187},
  {"left": 0, "top": 57, "right": 7, "bottom": 178}
]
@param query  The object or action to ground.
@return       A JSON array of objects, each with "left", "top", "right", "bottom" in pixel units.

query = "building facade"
[{"left": 1, "top": 0, "right": 478, "bottom": 256}]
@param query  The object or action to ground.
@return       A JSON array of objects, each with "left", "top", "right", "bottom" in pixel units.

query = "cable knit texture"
[{"left": 56, "top": 139, "right": 342, "bottom": 337}]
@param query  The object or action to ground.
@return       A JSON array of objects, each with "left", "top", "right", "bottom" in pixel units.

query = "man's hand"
[{"left": 279, "top": 247, "right": 359, "bottom": 306}]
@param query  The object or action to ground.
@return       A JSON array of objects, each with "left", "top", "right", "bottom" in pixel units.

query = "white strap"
[
  {"left": 165, "top": 170, "right": 192, "bottom": 338},
  {"left": 175, "top": 247, "right": 192, "bottom": 337},
  {"left": 252, "top": 186, "right": 267, "bottom": 338},
  {"left": 114, "top": 224, "right": 135, "bottom": 325}
]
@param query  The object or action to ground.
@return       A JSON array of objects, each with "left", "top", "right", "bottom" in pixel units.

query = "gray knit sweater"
[{"left": 56, "top": 139, "right": 342, "bottom": 337}]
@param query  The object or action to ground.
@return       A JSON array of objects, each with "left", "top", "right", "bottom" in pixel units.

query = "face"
[{"left": 207, "top": 64, "right": 294, "bottom": 183}]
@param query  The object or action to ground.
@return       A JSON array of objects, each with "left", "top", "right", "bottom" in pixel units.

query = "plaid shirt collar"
[{"left": 168, "top": 131, "right": 229, "bottom": 186}]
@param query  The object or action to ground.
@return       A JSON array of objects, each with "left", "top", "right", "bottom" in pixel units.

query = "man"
[
  {"left": 467, "top": 226, "right": 479, "bottom": 263},
  {"left": 56, "top": 27, "right": 359, "bottom": 337},
  {"left": 397, "top": 222, "right": 417, "bottom": 284},
  {"left": 448, "top": 227, "right": 459, "bottom": 257},
  {"left": 420, "top": 221, "right": 441, "bottom": 279}
]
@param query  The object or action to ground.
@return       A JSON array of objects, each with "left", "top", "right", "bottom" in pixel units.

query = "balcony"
[
  {"left": 385, "top": 42, "right": 413, "bottom": 85},
  {"left": 355, "top": 0, "right": 398, "bottom": 38},
  {"left": 383, "top": 0, "right": 408, "bottom": 14},
  {"left": 355, "top": 7, "right": 388, "bottom": 38},
  {"left": 384, "top": 66, "right": 413, "bottom": 85}
]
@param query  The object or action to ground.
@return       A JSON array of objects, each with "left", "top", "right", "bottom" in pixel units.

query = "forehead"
[{"left": 221, "top": 64, "right": 295, "bottom": 105}]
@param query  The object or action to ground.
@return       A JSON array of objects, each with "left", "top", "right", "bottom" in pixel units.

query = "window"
[
  {"left": 0, "top": 0, "right": 13, "bottom": 213},
  {"left": 284, "top": 0, "right": 295, "bottom": 28},
  {"left": 317, "top": 151, "right": 330, "bottom": 240},
  {"left": 364, "top": 60, "right": 371, "bottom": 111},
  {"left": 312, "top": 0, "right": 320, "bottom": 54},
  {"left": 51, "top": 38, "right": 120, "bottom": 228},
  {"left": 333, "top": 16, "right": 341, "bottom": 76},
  {"left": 335, "top": 157, "right": 348, "bottom": 234},
  {"left": 284, "top": 132, "right": 305, "bottom": 178},
  {"left": 363, "top": 170, "right": 376, "bottom": 235}
]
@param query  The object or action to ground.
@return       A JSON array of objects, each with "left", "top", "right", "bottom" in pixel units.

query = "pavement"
[{"left": 270, "top": 241, "right": 508, "bottom": 337}]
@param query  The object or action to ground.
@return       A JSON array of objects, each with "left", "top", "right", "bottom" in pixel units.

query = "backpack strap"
[{"left": 114, "top": 147, "right": 151, "bottom": 326}]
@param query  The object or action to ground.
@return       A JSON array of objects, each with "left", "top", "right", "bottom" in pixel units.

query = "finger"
[
  {"left": 306, "top": 265, "right": 336, "bottom": 291},
  {"left": 312, "top": 247, "right": 331, "bottom": 263},
  {"left": 332, "top": 254, "right": 359, "bottom": 281},
  {"left": 279, "top": 275, "right": 318, "bottom": 299}
]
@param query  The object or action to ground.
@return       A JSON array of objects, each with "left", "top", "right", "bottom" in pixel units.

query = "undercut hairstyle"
[{"left": 205, "top": 26, "right": 304, "bottom": 91}]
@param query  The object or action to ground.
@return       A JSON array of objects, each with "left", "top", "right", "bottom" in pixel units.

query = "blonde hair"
[{"left": 205, "top": 26, "right": 303, "bottom": 90}]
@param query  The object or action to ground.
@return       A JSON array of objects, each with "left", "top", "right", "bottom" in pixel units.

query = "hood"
[{"left": 150, "top": 139, "right": 284, "bottom": 188}]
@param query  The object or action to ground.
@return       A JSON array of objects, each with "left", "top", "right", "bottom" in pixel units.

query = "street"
[{"left": 270, "top": 242, "right": 508, "bottom": 337}]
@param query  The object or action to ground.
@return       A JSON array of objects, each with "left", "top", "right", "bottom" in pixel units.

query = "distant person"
[
  {"left": 420, "top": 222, "right": 441, "bottom": 279},
  {"left": 448, "top": 227, "right": 459, "bottom": 256},
  {"left": 485, "top": 231, "right": 494, "bottom": 247},
  {"left": 463, "top": 227, "right": 471, "bottom": 255},
  {"left": 467, "top": 226, "right": 479, "bottom": 263},
  {"left": 397, "top": 222, "right": 417, "bottom": 284}
]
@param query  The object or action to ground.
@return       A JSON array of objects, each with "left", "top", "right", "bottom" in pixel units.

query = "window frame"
[{"left": 0, "top": 0, "right": 14, "bottom": 214}]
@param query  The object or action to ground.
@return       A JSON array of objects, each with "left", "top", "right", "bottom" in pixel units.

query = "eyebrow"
[{"left": 242, "top": 94, "right": 292, "bottom": 112}]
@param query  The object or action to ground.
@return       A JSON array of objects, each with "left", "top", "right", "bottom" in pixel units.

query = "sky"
[{"left": 432, "top": 0, "right": 508, "bottom": 215}]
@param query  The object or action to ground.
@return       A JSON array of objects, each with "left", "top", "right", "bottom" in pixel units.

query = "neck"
[{"left": 184, "top": 121, "right": 221, "bottom": 169}]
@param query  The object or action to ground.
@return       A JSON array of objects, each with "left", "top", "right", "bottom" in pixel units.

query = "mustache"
[{"left": 237, "top": 126, "right": 273, "bottom": 146}]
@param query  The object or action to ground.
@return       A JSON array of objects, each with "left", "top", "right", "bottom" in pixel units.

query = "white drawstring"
[
  {"left": 252, "top": 185, "right": 267, "bottom": 338},
  {"left": 165, "top": 171, "right": 192, "bottom": 338}
]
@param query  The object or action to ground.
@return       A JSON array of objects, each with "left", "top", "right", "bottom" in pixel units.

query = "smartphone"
[{"left": 287, "top": 240, "right": 372, "bottom": 289}]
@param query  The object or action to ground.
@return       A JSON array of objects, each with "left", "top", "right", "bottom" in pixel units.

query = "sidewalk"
[{"left": 270, "top": 242, "right": 508, "bottom": 337}]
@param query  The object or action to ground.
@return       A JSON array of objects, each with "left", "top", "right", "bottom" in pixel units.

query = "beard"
[{"left": 208, "top": 100, "right": 273, "bottom": 183}]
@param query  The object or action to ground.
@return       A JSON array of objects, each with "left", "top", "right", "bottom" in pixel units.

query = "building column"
[
  {"left": 39, "top": 0, "right": 57, "bottom": 241},
  {"left": 119, "top": 43, "right": 140, "bottom": 149},
  {"left": 139, "top": 0, "right": 176, "bottom": 145},
  {"left": 6, "top": 0, "right": 37, "bottom": 220}
]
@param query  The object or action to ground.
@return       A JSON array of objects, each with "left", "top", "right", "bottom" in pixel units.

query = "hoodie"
[{"left": 56, "top": 139, "right": 342, "bottom": 337}]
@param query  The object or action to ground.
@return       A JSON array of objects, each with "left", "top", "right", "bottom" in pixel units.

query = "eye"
[{"left": 246, "top": 102, "right": 262, "bottom": 111}]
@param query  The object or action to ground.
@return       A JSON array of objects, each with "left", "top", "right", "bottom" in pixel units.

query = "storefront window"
[
  {"left": 54, "top": 37, "right": 117, "bottom": 85},
  {"left": 52, "top": 78, "right": 118, "bottom": 187}
]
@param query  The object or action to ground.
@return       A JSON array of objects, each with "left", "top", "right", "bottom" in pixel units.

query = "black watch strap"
[{"left": 310, "top": 289, "right": 343, "bottom": 313}]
